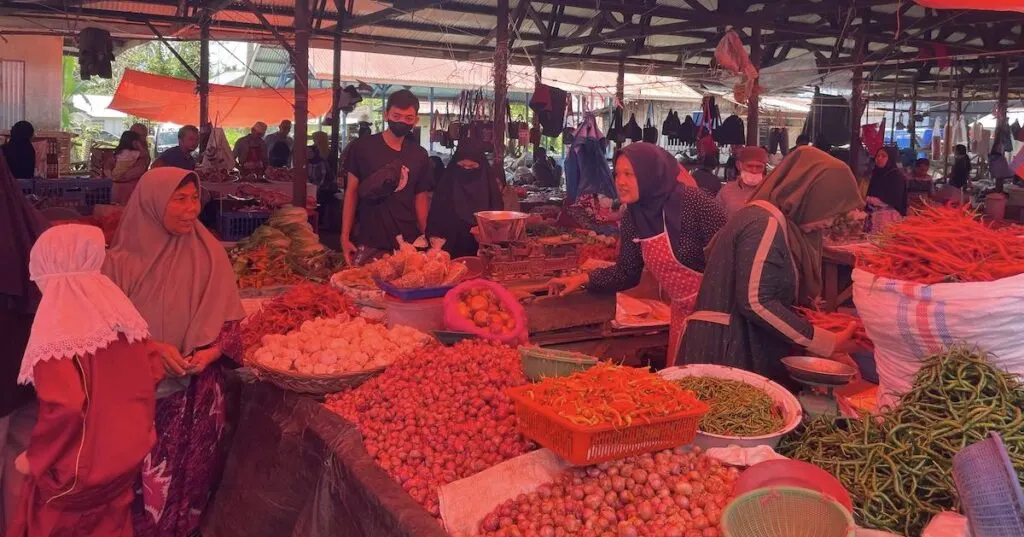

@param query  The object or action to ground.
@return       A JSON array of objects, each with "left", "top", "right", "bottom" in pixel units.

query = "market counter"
[{"left": 203, "top": 381, "right": 448, "bottom": 537}]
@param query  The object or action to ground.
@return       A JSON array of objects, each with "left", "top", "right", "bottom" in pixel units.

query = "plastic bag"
[
  {"left": 443, "top": 279, "right": 528, "bottom": 344},
  {"left": 705, "top": 445, "right": 787, "bottom": 467},
  {"left": 438, "top": 450, "right": 569, "bottom": 537},
  {"left": 852, "top": 268, "right": 1024, "bottom": 408}
]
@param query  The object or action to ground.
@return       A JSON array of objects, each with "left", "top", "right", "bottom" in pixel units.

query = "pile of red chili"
[
  {"left": 522, "top": 363, "right": 704, "bottom": 428},
  {"left": 240, "top": 283, "right": 358, "bottom": 352},
  {"left": 857, "top": 204, "right": 1024, "bottom": 284},
  {"left": 795, "top": 307, "right": 873, "bottom": 350}
]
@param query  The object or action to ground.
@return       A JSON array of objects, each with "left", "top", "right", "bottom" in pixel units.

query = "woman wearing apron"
[
  {"left": 548, "top": 142, "right": 727, "bottom": 367},
  {"left": 680, "top": 147, "right": 863, "bottom": 387}
]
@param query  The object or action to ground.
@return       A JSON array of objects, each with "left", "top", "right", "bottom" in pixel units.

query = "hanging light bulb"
[{"left": 896, "top": 114, "right": 906, "bottom": 130}]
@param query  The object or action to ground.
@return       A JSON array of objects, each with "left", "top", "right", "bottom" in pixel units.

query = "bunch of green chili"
[
  {"left": 675, "top": 377, "right": 786, "bottom": 437},
  {"left": 779, "top": 347, "right": 1024, "bottom": 536}
]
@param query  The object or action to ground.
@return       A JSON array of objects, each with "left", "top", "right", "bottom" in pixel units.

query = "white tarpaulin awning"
[{"left": 310, "top": 50, "right": 702, "bottom": 102}]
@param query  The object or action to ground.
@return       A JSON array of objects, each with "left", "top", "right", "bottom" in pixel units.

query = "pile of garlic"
[{"left": 253, "top": 316, "right": 432, "bottom": 375}]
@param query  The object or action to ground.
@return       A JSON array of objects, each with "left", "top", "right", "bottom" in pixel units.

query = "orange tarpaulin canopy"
[
  {"left": 109, "top": 69, "right": 334, "bottom": 128},
  {"left": 915, "top": 0, "right": 1024, "bottom": 11}
]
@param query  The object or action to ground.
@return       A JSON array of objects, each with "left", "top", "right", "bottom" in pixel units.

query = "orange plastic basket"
[{"left": 507, "top": 385, "right": 708, "bottom": 465}]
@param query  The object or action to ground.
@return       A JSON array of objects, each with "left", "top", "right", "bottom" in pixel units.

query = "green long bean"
[{"left": 779, "top": 346, "right": 1024, "bottom": 536}]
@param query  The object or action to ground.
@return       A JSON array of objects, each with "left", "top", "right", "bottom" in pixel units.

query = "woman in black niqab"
[
  {"left": 426, "top": 139, "right": 502, "bottom": 258},
  {"left": 866, "top": 146, "right": 908, "bottom": 215},
  {"left": 1, "top": 120, "right": 36, "bottom": 179}
]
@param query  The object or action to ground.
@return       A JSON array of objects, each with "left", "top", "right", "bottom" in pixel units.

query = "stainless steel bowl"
[
  {"left": 781, "top": 356, "right": 857, "bottom": 386},
  {"left": 474, "top": 211, "right": 528, "bottom": 243}
]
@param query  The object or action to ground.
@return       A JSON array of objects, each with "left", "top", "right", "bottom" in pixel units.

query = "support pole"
[
  {"left": 890, "top": 79, "right": 898, "bottom": 144},
  {"left": 328, "top": 0, "right": 347, "bottom": 183},
  {"left": 199, "top": 20, "right": 210, "bottom": 152},
  {"left": 429, "top": 86, "right": 435, "bottom": 153},
  {"left": 615, "top": 56, "right": 625, "bottom": 151},
  {"left": 997, "top": 58, "right": 1009, "bottom": 192},
  {"left": 997, "top": 57, "right": 1010, "bottom": 151},
  {"left": 532, "top": 53, "right": 543, "bottom": 156},
  {"left": 849, "top": 21, "right": 866, "bottom": 178},
  {"left": 493, "top": 0, "right": 509, "bottom": 179},
  {"left": 942, "top": 83, "right": 954, "bottom": 180},
  {"left": 293, "top": 0, "right": 310, "bottom": 207},
  {"left": 908, "top": 83, "right": 917, "bottom": 152},
  {"left": 745, "top": 25, "right": 761, "bottom": 147}
]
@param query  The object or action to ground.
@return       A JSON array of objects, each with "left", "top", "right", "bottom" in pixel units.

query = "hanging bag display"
[
  {"left": 679, "top": 114, "right": 696, "bottom": 145},
  {"left": 449, "top": 91, "right": 466, "bottom": 142},
  {"left": 643, "top": 103, "right": 659, "bottom": 143},
  {"left": 624, "top": 113, "right": 643, "bottom": 142},
  {"left": 430, "top": 111, "right": 444, "bottom": 144},
  {"left": 607, "top": 107, "right": 625, "bottom": 145}
]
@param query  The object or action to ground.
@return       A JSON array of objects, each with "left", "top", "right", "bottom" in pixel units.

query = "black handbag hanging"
[
  {"left": 679, "top": 114, "right": 696, "bottom": 145},
  {"left": 608, "top": 108, "right": 625, "bottom": 145},
  {"left": 625, "top": 113, "right": 643, "bottom": 142},
  {"left": 663, "top": 109, "right": 680, "bottom": 145},
  {"left": 642, "top": 103, "right": 659, "bottom": 143}
]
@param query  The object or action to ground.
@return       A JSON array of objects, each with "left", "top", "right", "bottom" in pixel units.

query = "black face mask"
[{"left": 387, "top": 121, "right": 414, "bottom": 138}]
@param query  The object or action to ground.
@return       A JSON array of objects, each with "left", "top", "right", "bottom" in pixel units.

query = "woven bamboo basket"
[{"left": 250, "top": 360, "right": 386, "bottom": 395}]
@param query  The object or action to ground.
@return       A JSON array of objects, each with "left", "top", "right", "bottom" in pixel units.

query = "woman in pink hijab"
[{"left": 103, "top": 167, "right": 245, "bottom": 537}]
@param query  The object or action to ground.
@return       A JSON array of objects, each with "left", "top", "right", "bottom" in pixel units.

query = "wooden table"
[
  {"left": 823, "top": 241, "right": 864, "bottom": 311},
  {"left": 821, "top": 242, "right": 874, "bottom": 311},
  {"left": 508, "top": 270, "right": 670, "bottom": 366}
]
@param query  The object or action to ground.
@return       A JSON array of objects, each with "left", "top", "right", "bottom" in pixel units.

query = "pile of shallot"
[
  {"left": 477, "top": 447, "right": 737, "bottom": 537},
  {"left": 325, "top": 340, "right": 534, "bottom": 517}
]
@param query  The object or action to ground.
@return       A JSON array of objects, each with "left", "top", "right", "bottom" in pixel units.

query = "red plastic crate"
[{"left": 507, "top": 385, "right": 708, "bottom": 465}]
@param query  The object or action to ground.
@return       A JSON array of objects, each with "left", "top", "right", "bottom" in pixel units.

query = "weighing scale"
[{"left": 781, "top": 356, "right": 857, "bottom": 420}]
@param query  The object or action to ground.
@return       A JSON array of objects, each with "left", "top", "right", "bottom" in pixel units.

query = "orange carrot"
[{"left": 857, "top": 204, "right": 1024, "bottom": 284}]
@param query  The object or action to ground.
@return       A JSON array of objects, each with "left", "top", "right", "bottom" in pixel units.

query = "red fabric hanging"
[
  {"left": 914, "top": 0, "right": 1024, "bottom": 11},
  {"left": 109, "top": 70, "right": 334, "bottom": 127}
]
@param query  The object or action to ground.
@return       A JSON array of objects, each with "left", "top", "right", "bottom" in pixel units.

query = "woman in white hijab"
[
  {"left": 11, "top": 224, "right": 163, "bottom": 537},
  {"left": 103, "top": 167, "right": 245, "bottom": 537}
]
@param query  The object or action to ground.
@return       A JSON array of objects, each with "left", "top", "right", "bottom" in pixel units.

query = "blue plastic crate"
[
  {"left": 34, "top": 178, "right": 112, "bottom": 207},
  {"left": 217, "top": 210, "right": 272, "bottom": 241},
  {"left": 216, "top": 210, "right": 319, "bottom": 241},
  {"left": 17, "top": 178, "right": 33, "bottom": 196},
  {"left": 953, "top": 432, "right": 1024, "bottom": 537}
]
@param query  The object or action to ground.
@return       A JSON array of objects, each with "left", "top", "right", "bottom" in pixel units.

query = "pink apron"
[{"left": 636, "top": 217, "right": 703, "bottom": 367}]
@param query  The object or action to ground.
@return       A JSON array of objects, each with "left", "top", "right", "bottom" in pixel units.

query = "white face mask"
[{"left": 740, "top": 170, "right": 764, "bottom": 187}]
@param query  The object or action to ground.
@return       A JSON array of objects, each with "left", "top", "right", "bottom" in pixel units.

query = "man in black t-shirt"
[{"left": 341, "top": 89, "right": 430, "bottom": 264}]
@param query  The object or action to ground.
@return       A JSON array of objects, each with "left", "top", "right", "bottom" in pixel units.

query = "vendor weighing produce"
[
  {"left": 548, "top": 142, "right": 726, "bottom": 367},
  {"left": 681, "top": 147, "right": 862, "bottom": 386}
]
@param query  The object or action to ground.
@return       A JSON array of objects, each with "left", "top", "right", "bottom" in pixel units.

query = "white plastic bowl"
[{"left": 660, "top": 364, "right": 802, "bottom": 449}]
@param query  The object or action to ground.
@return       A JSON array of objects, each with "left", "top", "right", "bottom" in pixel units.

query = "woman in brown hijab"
[
  {"left": 680, "top": 147, "right": 864, "bottom": 386},
  {"left": 103, "top": 167, "right": 245, "bottom": 537}
]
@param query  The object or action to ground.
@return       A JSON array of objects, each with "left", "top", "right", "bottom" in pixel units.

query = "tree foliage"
[{"left": 79, "top": 41, "right": 203, "bottom": 95}]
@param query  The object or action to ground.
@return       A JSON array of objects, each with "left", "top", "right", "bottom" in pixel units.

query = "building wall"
[{"left": 0, "top": 35, "right": 63, "bottom": 131}]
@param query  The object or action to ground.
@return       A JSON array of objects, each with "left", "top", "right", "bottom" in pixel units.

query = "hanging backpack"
[
  {"left": 625, "top": 113, "right": 643, "bottom": 142},
  {"left": 679, "top": 115, "right": 696, "bottom": 145},
  {"left": 662, "top": 109, "right": 677, "bottom": 144},
  {"left": 643, "top": 103, "right": 659, "bottom": 143},
  {"left": 714, "top": 114, "right": 745, "bottom": 146},
  {"left": 608, "top": 108, "right": 625, "bottom": 145}
]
